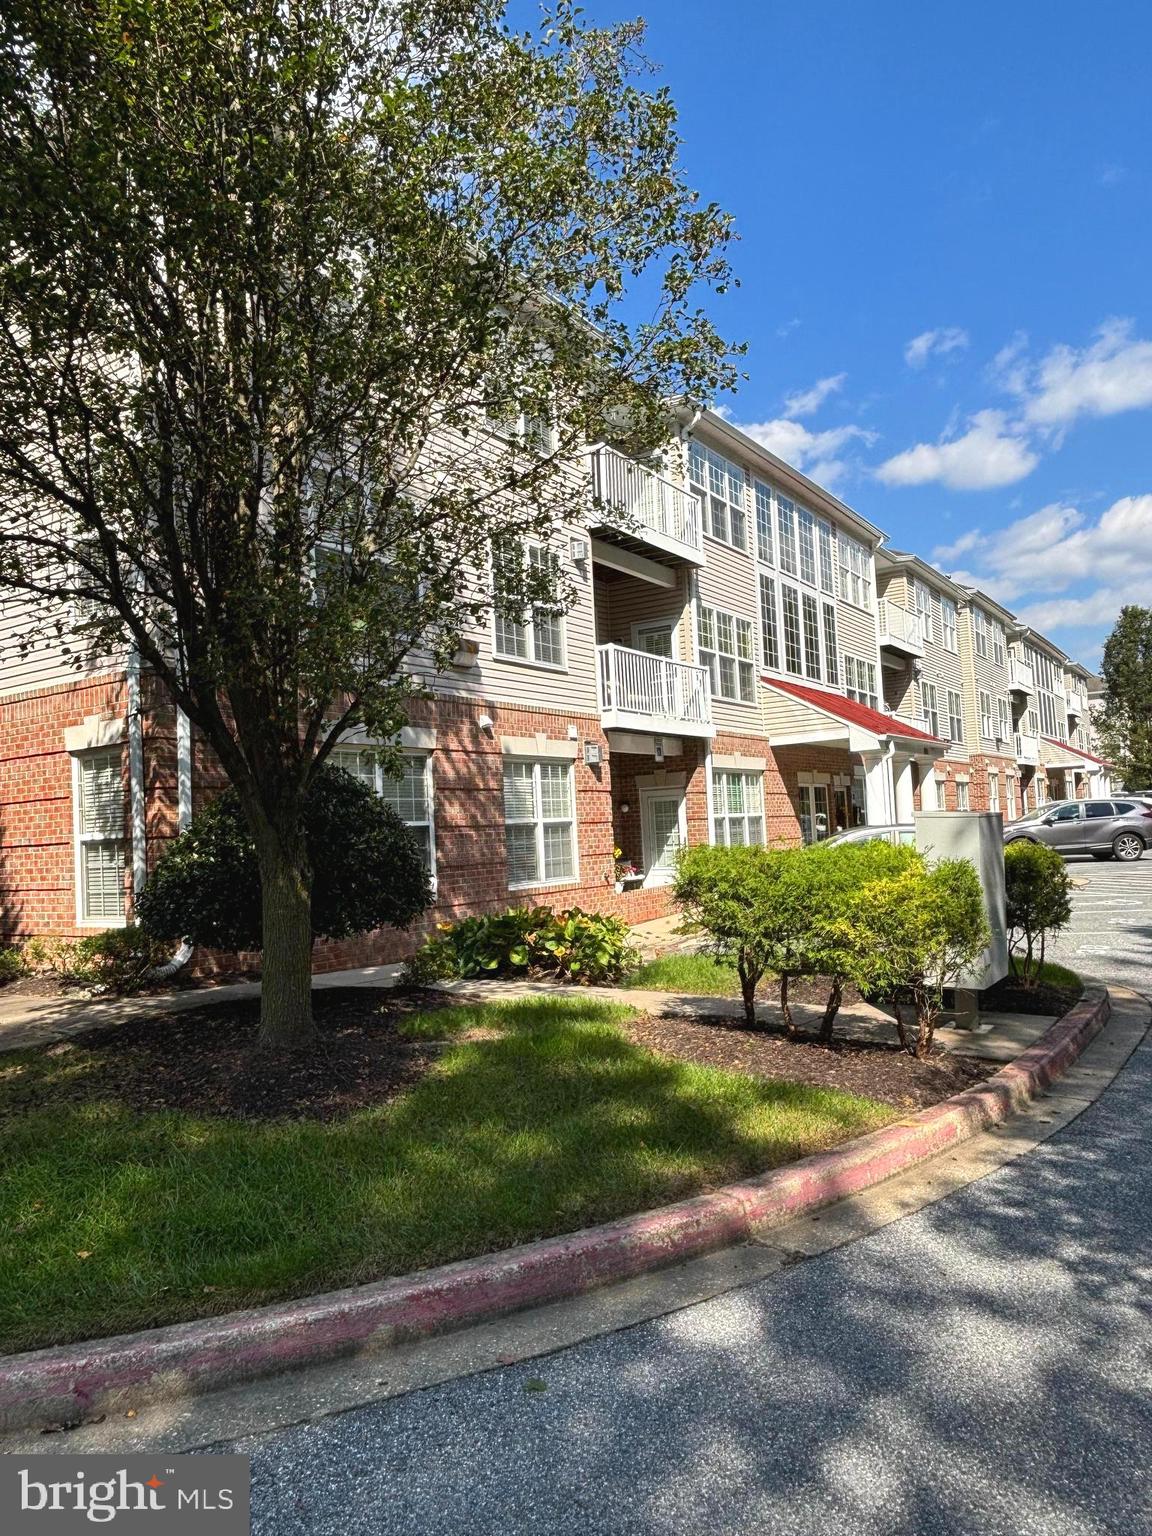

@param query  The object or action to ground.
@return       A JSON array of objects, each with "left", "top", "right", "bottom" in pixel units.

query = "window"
[
  {"left": 801, "top": 593, "right": 822, "bottom": 681},
  {"left": 948, "top": 689, "right": 964, "bottom": 743},
  {"left": 992, "top": 624, "right": 1006, "bottom": 668},
  {"left": 689, "top": 442, "right": 746, "bottom": 550},
  {"left": 922, "top": 681, "right": 940, "bottom": 737},
  {"left": 754, "top": 481, "right": 775, "bottom": 564},
  {"left": 956, "top": 780, "right": 970, "bottom": 811},
  {"left": 697, "top": 605, "right": 755, "bottom": 702},
  {"left": 979, "top": 690, "right": 993, "bottom": 740},
  {"left": 759, "top": 574, "right": 779, "bottom": 670},
  {"left": 941, "top": 597, "right": 958, "bottom": 653},
  {"left": 1050, "top": 802, "right": 1080, "bottom": 823},
  {"left": 797, "top": 507, "right": 817, "bottom": 586},
  {"left": 843, "top": 654, "right": 878, "bottom": 710},
  {"left": 797, "top": 782, "right": 831, "bottom": 844},
  {"left": 838, "top": 534, "right": 872, "bottom": 608},
  {"left": 332, "top": 747, "right": 435, "bottom": 875},
  {"left": 911, "top": 580, "right": 934, "bottom": 644},
  {"left": 817, "top": 520, "right": 836, "bottom": 594},
  {"left": 503, "top": 760, "right": 576, "bottom": 888},
  {"left": 997, "top": 697, "right": 1011, "bottom": 741},
  {"left": 1085, "top": 801, "right": 1115, "bottom": 819},
  {"left": 780, "top": 585, "right": 803, "bottom": 676},
  {"left": 988, "top": 773, "right": 1000, "bottom": 813},
  {"left": 492, "top": 540, "right": 564, "bottom": 667},
  {"left": 712, "top": 770, "right": 765, "bottom": 846},
  {"left": 485, "top": 392, "right": 554, "bottom": 453},
  {"left": 74, "top": 747, "right": 126, "bottom": 922},
  {"left": 822, "top": 603, "right": 839, "bottom": 686},
  {"left": 973, "top": 608, "right": 989, "bottom": 658},
  {"left": 776, "top": 497, "right": 798, "bottom": 576}
]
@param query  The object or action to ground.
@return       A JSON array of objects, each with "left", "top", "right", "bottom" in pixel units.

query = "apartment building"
[{"left": 0, "top": 409, "right": 1116, "bottom": 970}]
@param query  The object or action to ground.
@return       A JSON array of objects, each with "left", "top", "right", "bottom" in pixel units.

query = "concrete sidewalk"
[{"left": 0, "top": 961, "right": 1055, "bottom": 1064}]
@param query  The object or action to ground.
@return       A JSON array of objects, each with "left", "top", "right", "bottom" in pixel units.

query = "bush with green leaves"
[
  {"left": 0, "top": 946, "right": 25, "bottom": 985},
  {"left": 403, "top": 907, "right": 638, "bottom": 987},
  {"left": 70, "top": 927, "right": 172, "bottom": 993},
  {"left": 826, "top": 858, "right": 989, "bottom": 1059},
  {"left": 1004, "top": 840, "right": 1073, "bottom": 987},
  {"left": 137, "top": 767, "right": 432, "bottom": 952}
]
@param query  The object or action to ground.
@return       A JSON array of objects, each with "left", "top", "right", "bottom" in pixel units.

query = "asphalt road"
[{"left": 239, "top": 872, "right": 1152, "bottom": 1536}]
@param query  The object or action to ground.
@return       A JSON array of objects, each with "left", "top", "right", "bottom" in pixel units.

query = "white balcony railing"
[
  {"left": 878, "top": 599, "right": 926, "bottom": 652},
  {"left": 589, "top": 446, "right": 703, "bottom": 554},
  {"left": 1009, "top": 658, "right": 1035, "bottom": 693},
  {"left": 1066, "top": 692, "right": 1085, "bottom": 717},
  {"left": 597, "top": 643, "right": 713, "bottom": 735},
  {"left": 1015, "top": 731, "right": 1040, "bottom": 764}
]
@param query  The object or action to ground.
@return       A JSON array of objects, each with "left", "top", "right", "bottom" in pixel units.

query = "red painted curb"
[{"left": 0, "top": 986, "right": 1111, "bottom": 1432}]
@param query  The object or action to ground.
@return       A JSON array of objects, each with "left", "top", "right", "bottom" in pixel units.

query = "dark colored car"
[{"left": 1002, "top": 798, "right": 1152, "bottom": 861}]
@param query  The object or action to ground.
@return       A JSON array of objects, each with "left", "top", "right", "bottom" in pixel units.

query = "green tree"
[
  {"left": 1003, "top": 840, "right": 1072, "bottom": 987},
  {"left": 1096, "top": 605, "right": 1152, "bottom": 788},
  {"left": 0, "top": 0, "right": 737, "bottom": 1048}
]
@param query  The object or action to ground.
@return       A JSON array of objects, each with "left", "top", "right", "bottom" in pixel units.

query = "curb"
[{"left": 0, "top": 986, "right": 1111, "bottom": 1432}]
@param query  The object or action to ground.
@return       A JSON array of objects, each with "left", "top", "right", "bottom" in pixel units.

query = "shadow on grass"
[{"left": 0, "top": 997, "right": 890, "bottom": 1354}]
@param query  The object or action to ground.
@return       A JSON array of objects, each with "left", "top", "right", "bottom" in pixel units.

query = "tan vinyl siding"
[
  {"left": 959, "top": 600, "right": 1013, "bottom": 755},
  {"left": 762, "top": 688, "right": 839, "bottom": 740},
  {"left": 597, "top": 571, "right": 690, "bottom": 659},
  {"left": 695, "top": 530, "right": 762, "bottom": 735},
  {"left": 837, "top": 600, "right": 880, "bottom": 668},
  {"left": 0, "top": 595, "right": 117, "bottom": 701},
  {"left": 909, "top": 575, "right": 967, "bottom": 760}
]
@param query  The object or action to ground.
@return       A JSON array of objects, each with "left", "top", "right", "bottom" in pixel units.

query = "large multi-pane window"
[
  {"left": 74, "top": 747, "right": 126, "bottom": 923},
  {"left": 992, "top": 624, "right": 1006, "bottom": 668},
  {"left": 797, "top": 507, "right": 817, "bottom": 587},
  {"left": 697, "top": 605, "right": 755, "bottom": 702},
  {"left": 843, "top": 654, "right": 878, "bottom": 710},
  {"left": 781, "top": 585, "right": 803, "bottom": 675},
  {"left": 332, "top": 746, "right": 435, "bottom": 875},
  {"left": 922, "top": 681, "right": 940, "bottom": 737},
  {"left": 754, "top": 481, "right": 775, "bottom": 564},
  {"left": 973, "top": 607, "right": 989, "bottom": 659},
  {"left": 1027, "top": 645, "right": 1064, "bottom": 737},
  {"left": 948, "top": 689, "right": 964, "bottom": 743},
  {"left": 998, "top": 696, "right": 1011, "bottom": 741},
  {"left": 801, "top": 593, "right": 822, "bottom": 681},
  {"left": 759, "top": 574, "right": 779, "bottom": 670},
  {"left": 838, "top": 534, "right": 873, "bottom": 608},
  {"left": 712, "top": 770, "right": 765, "bottom": 846},
  {"left": 979, "top": 690, "right": 993, "bottom": 740},
  {"left": 503, "top": 759, "right": 576, "bottom": 888},
  {"left": 689, "top": 442, "right": 746, "bottom": 551},
  {"left": 941, "top": 597, "right": 958, "bottom": 653},
  {"left": 817, "top": 521, "right": 836, "bottom": 594},
  {"left": 911, "top": 579, "right": 934, "bottom": 644},
  {"left": 776, "top": 496, "right": 798, "bottom": 576},
  {"left": 822, "top": 604, "right": 839, "bottom": 686},
  {"left": 492, "top": 540, "right": 563, "bottom": 666}
]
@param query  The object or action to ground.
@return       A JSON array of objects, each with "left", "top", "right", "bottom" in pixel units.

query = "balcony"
[
  {"left": 597, "top": 643, "right": 714, "bottom": 738},
  {"left": 1066, "top": 691, "right": 1085, "bottom": 719},
  {"left": 1015, "top": 731, "right": 1040, "bottom": 764},
  {"left": 589, "top": 446, "right": 705, "bottom": 566},
  {"left": 1009, "top": 658, "right": 1035, "bottom": 695},
  {"left": 878, "top": 599, "right": 925, "bottom": 658}
]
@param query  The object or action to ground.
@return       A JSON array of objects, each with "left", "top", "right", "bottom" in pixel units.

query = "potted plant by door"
[{"left": 613, "top": 848, "right": 643, "bottom": 893}]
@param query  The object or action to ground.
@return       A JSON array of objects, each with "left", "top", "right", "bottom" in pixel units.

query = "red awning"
[
  {"left": 1043, "top": 737, "right": 1116, "bottom": 770},
  {"left": 766, "top": 677, "right": 943, "bottom": 744}
]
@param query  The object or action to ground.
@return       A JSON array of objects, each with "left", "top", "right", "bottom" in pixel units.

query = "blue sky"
[{"left": 514, "top": 1, "right": 1152, "bottom": 666}]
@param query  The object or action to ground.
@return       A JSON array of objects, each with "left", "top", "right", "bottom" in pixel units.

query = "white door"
[{"left": 641, "top": 790, "right": 686, "bottom": 884}]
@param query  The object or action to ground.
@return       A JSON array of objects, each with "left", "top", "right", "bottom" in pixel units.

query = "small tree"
[
  {"left": 1095, "top": 605, "right": 1152, "bottom": 787},
  {"left": 830, "top": 859, "right": 989, "bottom": 1059},
  {"left": 674, "top": 845, "right": 809, "bottom": 1029},
  {"left": 1004, "top": 840, "right": 1072, "bottom": 987},
  {"left": 136, "top": 768, "right": 431, "bottom": 957}
]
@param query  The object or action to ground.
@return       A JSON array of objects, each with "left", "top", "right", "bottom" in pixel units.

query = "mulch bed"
[
  {"left": 619, "top": 1013, "right": 997, "bottom": 1110},
  {"left": 5, "top": 988, "right": 451, "bottom": 1123},
  {"left": 977, "top": 975, "right": 1082, "bottom": 1017}
]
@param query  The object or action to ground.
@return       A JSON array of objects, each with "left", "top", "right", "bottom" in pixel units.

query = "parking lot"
[{"left": 1045, "top": 855, "right": 1152, "bottom": 991}]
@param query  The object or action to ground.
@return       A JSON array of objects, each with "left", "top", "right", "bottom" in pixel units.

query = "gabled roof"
[
  {"left": 876, "top": 548, "right": 968, "bottom": 602},
  {"left": 1043, "top": 737, "right": 1116, "bottom": 770},
  {"left": 767, "top": 677, "right": 943, "bottom": 744}
]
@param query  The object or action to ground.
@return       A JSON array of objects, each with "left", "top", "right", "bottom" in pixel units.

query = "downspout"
[{"left": 147, "top": 703, "right": 195, "bottom": 980}]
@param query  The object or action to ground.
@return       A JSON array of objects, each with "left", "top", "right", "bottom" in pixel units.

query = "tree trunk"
[
  {"left": 738, "top": 951, "right": 759, "bottom": 1029},
  {"left": 818, "top": 977, "right": 843, "bottom": 1046},
  {"left": 780, "top": 972, "right": 794, "bottom": 1036},
  {"left": 255, "top": 828, "right": 315, "bottom": 1051},
  {"left": 914, "top": 987, "right": 934, "bottom": 1060},
  {"left": 891, "top": 999, "right": 911, "bottom": 1054}
]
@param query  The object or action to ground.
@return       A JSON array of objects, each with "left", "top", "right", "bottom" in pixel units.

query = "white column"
[
  {"left": 920, "top": 764, "right": 939, "bottom": 812},
  {"left": 858, "top": 748, "right": 896, "bottom": 826},
  {"left": 893, "top": 756, "right": 916, "bottom": 823}
]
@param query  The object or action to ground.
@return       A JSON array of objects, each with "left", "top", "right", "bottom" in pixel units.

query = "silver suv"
[{"left": 1003, "top": 798, "right": 1152, "bottom": 861}]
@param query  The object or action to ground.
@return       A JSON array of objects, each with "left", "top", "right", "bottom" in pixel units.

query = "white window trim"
[
  {"left": 504, "top": 758, "right": 580, "bottom": 892},
  {"left": 697, "top": 603, "right": 756, "bottom": 704},
  {"left": 630, "top": 615, "right": 680, "bottom": 656},
  {"left": 940, "top": 597, "right": 958, "bottom": 654},
  {"left": 689, "top": 442, "right": 748, "bottom": 553},
  {"left": 331, "top": 742, "right": 438, "bottom": 889},
  {"left": 709, "top": 766, "right": 767, "bottom": 848},
  {"left": 491, "top": 539, "right": 567, "bottom": 673},
  {"left": 979, "top": 690, "right": 994, "bottom": 741},
  {"left": 71, "top": 747, "right": 128, "bottom": 928}
]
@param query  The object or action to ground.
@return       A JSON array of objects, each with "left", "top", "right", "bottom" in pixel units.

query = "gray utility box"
[{"left": 913, "top": 811, "right": 1009, "bottom": 990}]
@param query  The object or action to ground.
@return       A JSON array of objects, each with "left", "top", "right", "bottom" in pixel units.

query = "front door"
[{"left": 641, "top": 790, "right": 686, "bottom": 884}]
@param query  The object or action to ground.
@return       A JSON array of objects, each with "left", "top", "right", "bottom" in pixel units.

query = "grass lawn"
[
  {"left": 626, "top": 952, "right": 741, "bottom": 996},
  {"left": 0, "top": 996, "right": 893, "bottom": 1355},
  {"left": 1013, "top": 960, "right": 1081, "bottom": 990}
]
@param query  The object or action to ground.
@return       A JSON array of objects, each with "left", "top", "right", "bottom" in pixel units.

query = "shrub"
[
  {"left": 136, "top": 766, "right": 432, "bottom": 952},
  {"left": 828, "top": 858, "right": 990, "bottom": 1059},
  {"left": 403, "top": 907, "right": 638, "bottom": 987},
  {"left": 1004, "top": 840, "right": 1072, "bottom": 987},
  {"left": 0, "top": 947, "right": 25, "bottom": 985},
  {"left": 70, "top": 926, "right": 171, "bottom": 993}
]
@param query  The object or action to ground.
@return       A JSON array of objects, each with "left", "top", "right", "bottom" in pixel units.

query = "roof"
[
  {"left": 876, "top": 549, "right": 968, "bottom": 601},
  {"left": 767, "top": 677, "right": 943, "bottom": 744},
  {"left": 1043, "top": 737, "right": 1116, "bottom": 770}
]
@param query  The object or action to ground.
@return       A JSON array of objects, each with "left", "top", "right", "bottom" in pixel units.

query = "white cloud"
[
  {"left": 904, "top": 327, "right": 969, "bottom": 369},
  {"left": 875, "top": 410, "right": 1039, "bottom": 491},
  {"left": 1021, "top": 319, "right": 1152, "bottom": 429},
  {"left": 783, "top": 373, "right": 846, "bottom": 419},
  {"left": 733, "top": 416, "right": 876, "bottom": 490}
]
